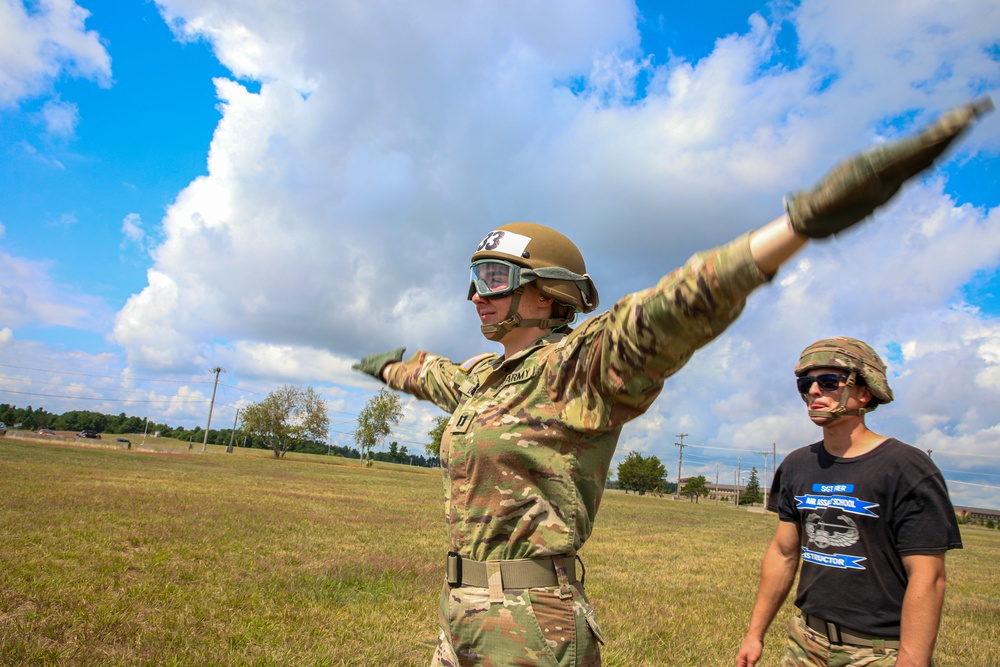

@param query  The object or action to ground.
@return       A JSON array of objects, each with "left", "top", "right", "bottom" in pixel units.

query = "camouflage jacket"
[{"left": 384, "top": 234, "right": 768, "bottom": 562}]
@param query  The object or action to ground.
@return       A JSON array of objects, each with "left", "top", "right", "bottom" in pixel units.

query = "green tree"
[
  {"left": 387, "top": 441, "right": 409, "bottom": 464},
  {"left": 355, "top": 388, "right": 403, "bottom": 466},
  {"left": 240, "top": 385, "right": 330, "bottom": 459},
  {"left": 740, "top": 467, "right": 763, "bottom": 506},
  {"left": 681, "top": 475, "right": 709, "bottom": 503},
  {"left": 426, "top": 415, "right": 449, "bottom": 457},
  {"left": 615, "top": 451, "right": 666, "bottom": 496}
]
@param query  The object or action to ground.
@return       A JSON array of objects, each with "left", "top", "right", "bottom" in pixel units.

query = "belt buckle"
[
  {"left": 446, "top": 552, "right": 462, "bottom": 587},
  {"left": 825, "top": 620, "right": 843, "bottom": 645}
]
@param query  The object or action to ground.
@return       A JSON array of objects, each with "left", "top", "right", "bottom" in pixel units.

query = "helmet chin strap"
[
  {"left": 480, "top": 288, "right": 574, "bottom": 342},
  {"left": 805, "top": 370, "right": 873, "bottom": 426}
]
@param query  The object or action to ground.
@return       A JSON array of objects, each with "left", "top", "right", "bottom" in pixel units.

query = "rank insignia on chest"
[{"left": 451, "top": 410, "right": 477, "bottom": 434}]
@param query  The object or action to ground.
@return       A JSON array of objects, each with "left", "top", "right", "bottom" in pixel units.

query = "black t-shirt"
[{"left": 769, "top": 438, "right": 962, "bottom": 636}]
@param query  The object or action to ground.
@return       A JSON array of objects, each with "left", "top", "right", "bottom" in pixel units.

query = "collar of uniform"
[{"left": 498, "top": 330, "right": 568, "bottom": 365}]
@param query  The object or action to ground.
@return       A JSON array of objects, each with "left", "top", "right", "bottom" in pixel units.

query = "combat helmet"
[
  {"left": 794, "top": 337, "right": 894, "bottom": 425},
  {"left": 468, "top": 222, "right": 599, "bottom": 341}
]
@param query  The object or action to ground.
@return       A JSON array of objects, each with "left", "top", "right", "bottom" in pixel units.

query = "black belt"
[
  {"left": 802, "top": 612, "right": 900, "bottom": 649},
  {"left": 446, "top": 552, "right": 579, "bottom": 589}
]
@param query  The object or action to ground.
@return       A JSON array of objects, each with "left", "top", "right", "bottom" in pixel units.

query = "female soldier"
[{"left": 353, "top": 99, "right": 990, "bottom": 667}]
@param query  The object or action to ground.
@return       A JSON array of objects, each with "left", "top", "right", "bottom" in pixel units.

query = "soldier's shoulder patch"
[{"left": 459, "top": 352, "right": 497, "bottom": 373}]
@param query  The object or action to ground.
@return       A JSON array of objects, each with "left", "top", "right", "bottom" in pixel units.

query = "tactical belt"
[
  {"left": 446, "top": 552, "right": 578, "bottom": 589},
  {"left": 802, "top": 612, "right": 901, "bottom": 650}
]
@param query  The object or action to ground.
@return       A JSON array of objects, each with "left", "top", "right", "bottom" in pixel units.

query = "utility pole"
[
  {"left": 203, "top": 366, "right": 225, "bottom": 451},
  {"left": 735, "top": 456, "right": 742, "bottom": 506},
  {"left": 141, "top": 416, "right": 148, "bottom": 447},
  {"left": 674, "top": 433, "right": 689, "bottom": 499},
  {"left": 772, "top": 443, "right": 777, "bottom": 490},
  {"left": 715, "top": 462, "right": 719, "bottom": 504},
  {"left": 226, "top": 408, "right": 239, "bottom": 454}
]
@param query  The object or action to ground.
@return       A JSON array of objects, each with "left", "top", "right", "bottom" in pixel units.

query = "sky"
[{"left": 2, "top": 0, "right": 1000, "bottom": 508}]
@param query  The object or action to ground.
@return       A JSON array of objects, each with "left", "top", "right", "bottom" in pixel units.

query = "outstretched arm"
[
  {"left": 749, "top": 97, "right": 993, "bottom": 277},
  {"left": 737, "top": 520, "right": 801, "bottom": 667},
  {"left": 749, "top": 214, "right": 806, "bottom": 277},
  {"left": 353, "top": 348, "right": 405, "bottom": 382}
]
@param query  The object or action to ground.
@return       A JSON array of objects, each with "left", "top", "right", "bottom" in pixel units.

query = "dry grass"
[{"left": 1, "top": 439, "right": 996, "bottom": 666}]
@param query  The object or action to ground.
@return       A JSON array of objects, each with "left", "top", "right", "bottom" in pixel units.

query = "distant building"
[
  {"left": 954, "top": 505, "right": 1000, "bottom": 523},
  {"left": 680, "top": 477, "right": 745, "bottom": 504}
]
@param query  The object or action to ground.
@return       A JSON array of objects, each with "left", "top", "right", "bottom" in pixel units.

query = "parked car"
[
  {"left": 77, "top": 430, "right": 102, "bottom": 439},
  {"left": 0, "top": 422, "right": 6, "bottom": 436},
  {"left": 37, "top": 428, "right": 56, "bottom": 435}
]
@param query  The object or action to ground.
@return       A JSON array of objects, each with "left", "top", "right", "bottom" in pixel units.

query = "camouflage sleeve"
[
  {"left": 382, "top": 350, "right": 464, "bottom": 414},
  {"left": 551, "top": 233, "right": 769, "bottom": 429}
]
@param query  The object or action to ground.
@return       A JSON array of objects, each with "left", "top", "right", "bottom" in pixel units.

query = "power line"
[
  {"left": 218, "top": 381, "right": 269, "bottom": 397},
  {"left": 670, "top": 435, "right": 1000, "bottom": 463},
  {"left": 0, "top": 389, "right": 212, "bottom": 405},
  {"left": 326, "top": 427, "right": 430, "bottom": 449},
  {"left": 0, "top": 363, "right": 218, "bottom": 384},
  {"left": 0, "top": 375, "right": 194, "bottom": 399}
]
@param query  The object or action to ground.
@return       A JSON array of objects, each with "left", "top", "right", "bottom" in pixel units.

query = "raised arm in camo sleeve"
[{"left": 785, "top": 96, "right": 994, "bottom": 239}]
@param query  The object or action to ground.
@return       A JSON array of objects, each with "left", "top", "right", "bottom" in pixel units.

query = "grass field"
[{"left": 1, "top": 437, "right": 998, "bottom": 666}]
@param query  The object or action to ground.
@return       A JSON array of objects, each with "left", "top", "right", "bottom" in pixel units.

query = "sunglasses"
[{"left": 796, "top": 373, "right": 848, "bottom": 394}]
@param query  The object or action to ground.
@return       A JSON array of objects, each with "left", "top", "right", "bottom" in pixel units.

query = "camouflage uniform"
[
  {"left": 384, "top": 234, "right": 768, "bottom": 666},
  {"left": 781, "top": 614, "right": 932, "bottom": 667}
]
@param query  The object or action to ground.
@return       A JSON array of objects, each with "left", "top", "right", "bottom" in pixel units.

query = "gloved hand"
[
  {"left": 352, "top": 347, "right": 405, "bottom": 381},
  {"left": 785, "top": 96, "right": 994, "bottom": 238}
]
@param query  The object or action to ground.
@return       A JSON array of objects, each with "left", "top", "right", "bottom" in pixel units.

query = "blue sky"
[{"left": 2, "top": 0, "right": 1000, "bottom": 508}]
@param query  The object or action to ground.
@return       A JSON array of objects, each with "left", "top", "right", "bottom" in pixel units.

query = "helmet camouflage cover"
[
  {"left": 470, "top": 222, "right": 599, "bottom": 313},
  {"left": 795, "top": 337, "right": 894, "bottom": 410}
]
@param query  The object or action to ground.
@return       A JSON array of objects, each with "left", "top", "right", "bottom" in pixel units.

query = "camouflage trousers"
[
  {"left": 429, "top": 580, "right": 603, "bottom": 667},
  {"left": 781, "top": 613, "right": 931, "bottom": 667}
]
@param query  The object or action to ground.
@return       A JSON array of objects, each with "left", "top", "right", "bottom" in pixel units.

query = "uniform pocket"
[{"left": 529, "top": 588, "right": 576, "bottom": 667}]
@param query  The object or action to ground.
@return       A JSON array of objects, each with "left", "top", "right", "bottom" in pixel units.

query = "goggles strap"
[
  {"left": 517, "top": 316, "right": 574, "bottom": 330},
  {"left": 522, "top": 267, "right": 598, "bottom": 309},
  {"left": 806, "top": 370, "right": 865, "bottom": 425}
]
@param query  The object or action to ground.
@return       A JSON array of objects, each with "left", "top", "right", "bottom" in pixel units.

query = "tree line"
[
  {"left": 614, "top": 450, "right": 764, "bottom": 505},
  {"left": 0, "top": 401, "right": 440, "bottom": 468},
  {"left": 1, "top": 404, "right": 189, "bottom": 440}
]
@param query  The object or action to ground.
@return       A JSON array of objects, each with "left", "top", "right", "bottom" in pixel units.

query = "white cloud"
[
  {"left": 0, "top": 250, "right": 111, "bottom": 330},
  {"left": 116, "top": 2, "right": 996, "bottom": 353},
  {"left": 39, "top": 97, "right": 78, "bottom": 137},
  {"left": 0, "top": 0, "right": 111, "bottom": 107},
  {"left": 0, "top": 326, "right": 12, "bottom": 344},
  {"left": 120, "top": 212, "right": 146, "bottom": 252}
]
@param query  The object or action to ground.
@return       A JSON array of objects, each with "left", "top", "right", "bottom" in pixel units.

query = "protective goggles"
[
  {"left": 468, "top": 260, "right": 527, "bottom": 299},
  {"left": 796, "top": 373, "right": 848, "bottom": 395}
]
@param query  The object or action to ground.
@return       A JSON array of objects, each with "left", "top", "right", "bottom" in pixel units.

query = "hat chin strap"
[
  {"left": 480, "top": 288, "right": 574, "bottom": 342},
  {"left": 805, "top": 370, "right": 873, "bottom": 426}
]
